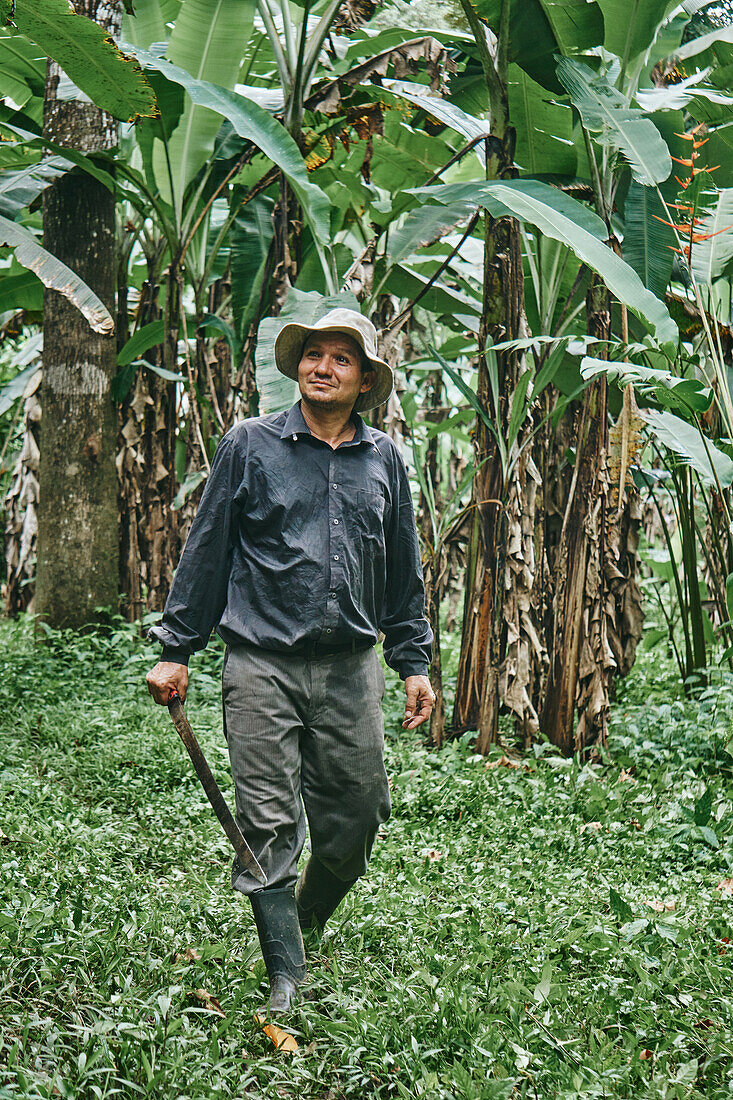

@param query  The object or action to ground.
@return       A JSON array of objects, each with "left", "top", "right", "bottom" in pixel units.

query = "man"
[{"left": 146, "top": 307, "right": 434, "bottom": 1016}]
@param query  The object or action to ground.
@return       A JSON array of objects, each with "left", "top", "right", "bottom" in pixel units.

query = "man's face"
[{"left": 297, "top": 332, "right": 376, "bottom": 413}]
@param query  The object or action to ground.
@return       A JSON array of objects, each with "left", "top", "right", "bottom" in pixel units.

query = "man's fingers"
[
  {"left": 146, "top": 663, "right": 189, "bottom": 706},
  {"left": 404, "top": 697, "right": 432, "bottom": 729},
  {"left": 409, "top": 697, "right": 433, "bottom": 728},
  {"left": 402, "top": 675, "right": 436, "bottom": 729}
]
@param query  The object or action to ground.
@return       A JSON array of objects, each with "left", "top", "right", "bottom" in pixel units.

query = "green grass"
[{"left": 1, "top": 617, "right": 733, "bottom": 1099}]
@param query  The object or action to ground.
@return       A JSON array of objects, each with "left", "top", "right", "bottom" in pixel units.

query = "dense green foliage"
[{"left": 1, "top": 621, "right": 732, "bottom": 1098}]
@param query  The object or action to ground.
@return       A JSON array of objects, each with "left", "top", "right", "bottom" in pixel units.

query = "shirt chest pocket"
[{"left": 351, "top": 487, "right": 386, "bottom": 541}]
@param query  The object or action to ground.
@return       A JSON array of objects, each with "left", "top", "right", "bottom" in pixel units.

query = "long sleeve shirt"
[{"left": 149, "top": 401, "right": 432, "bottom": 680}]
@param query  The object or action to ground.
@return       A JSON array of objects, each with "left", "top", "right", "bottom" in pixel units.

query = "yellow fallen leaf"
[
  {"left": 716, "top": 878, "right": 733, "bottom": 896},
  {"left": 192, "top": 988, "right": 225, "bottom": 1017},
  {"left": 255, "top": 1012, "right": 299, "bottom": 1053},
  {"left": 646, "top": 899, "right": 675, "bottom": 912}
]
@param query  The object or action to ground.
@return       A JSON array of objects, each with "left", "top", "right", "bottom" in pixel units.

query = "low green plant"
[{"left": 0, "top": 618, "right": 732, "bottom": 1098}]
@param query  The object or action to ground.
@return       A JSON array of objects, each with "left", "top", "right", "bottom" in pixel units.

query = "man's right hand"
[{"left": 146, "top": 661, "right": 189, "bottom": 705}]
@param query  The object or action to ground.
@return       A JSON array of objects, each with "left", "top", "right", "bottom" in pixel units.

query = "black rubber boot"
[
  {"left": 250, "top": 886, "right": 307, "bottom": 1015},
  {"left": 295, "top": 856, "right": 357, "bottom": 934}
]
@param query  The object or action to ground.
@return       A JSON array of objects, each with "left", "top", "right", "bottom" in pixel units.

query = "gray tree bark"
[{"left": 36, "top": 0, "right": 120, "bottom": 627}]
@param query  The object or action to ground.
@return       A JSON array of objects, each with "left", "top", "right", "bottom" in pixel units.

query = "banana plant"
[{"left": 0, "top": 0, "right": 156, "bottom": 121}]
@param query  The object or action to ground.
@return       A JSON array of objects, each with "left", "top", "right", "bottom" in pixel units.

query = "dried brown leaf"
[
  {"left": 716, "top": 878, "right": 733, "bottom": 896},
  {"left": 485, "top": 755, "right": 521, "bottom": 769},
  {"left": 192, "top": 988, "right": 225, "bottom": 1017},
  {"left": 645, "top": 899, "right": 675, "bottom": 912},
  {"left": 175, "top": 947, "right": 202, "bottom": 964}
]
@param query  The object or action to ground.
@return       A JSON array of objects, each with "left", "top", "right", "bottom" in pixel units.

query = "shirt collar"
[{"left": 280, "top": 400, "right": 373, "bottom": 449}]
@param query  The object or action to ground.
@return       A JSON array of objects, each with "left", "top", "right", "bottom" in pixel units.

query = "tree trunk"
[
  {"left": 4, "top": 370, "right": 41, "bottom": 614},
  {"left": 36, "top": 1, "right": 120, "bottom": 628},
  {"left": 117, "top": 277, "right": 180, "bottom": 617},
  {"left": 452, "top": 132, "right": 529, "bottom": 747},
  {"left": 417, "top": 369, "right": 446, "bottom": 746},
  {"left": 540, "top": 278, "right": 612, "bottom": 754}
]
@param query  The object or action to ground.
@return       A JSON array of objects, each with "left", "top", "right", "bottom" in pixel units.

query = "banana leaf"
[
  {"left": 507, "top": 66, "right": 576, "bottom": 177},
  {"left": 0, "top": 213, "right": 112, "bottom": 333},
  {"left": 556, "top": 57, "right": 671, "bottom": 186},
  {"left": 152, "top": 0, "right": 255, "bottom": 208},
  {"left": 641, "top": 408, "right": 733, "bottom": 488},
  {"left": 470, "top": 0, "right": 603, "bottom": 93},
  {"left": 596, "top": 0, "right": 670, "bottom": 71},
  {"left": 409, "top": 178, "right": 677, "bottom": 345},
  {"left": 623, "top": 180, "right": 675, "bottom": 299},
  {"left": 691, "top": 188, "right": 733, "bottom": 286},
  {"left": 0, "top": 0, "right": 156, "bottom": 122},
  {"left": 133, "top": 48, "right": 330, "bottom": 243}
]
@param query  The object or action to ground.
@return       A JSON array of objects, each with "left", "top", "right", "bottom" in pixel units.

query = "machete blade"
[{"left": 167, "top": 691, "right": 267, "bottom": 887}]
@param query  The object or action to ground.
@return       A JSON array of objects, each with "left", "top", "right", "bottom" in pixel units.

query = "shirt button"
[
  {"left": 332, "top": 483, "right": 338, "bottom": 489},
  {"left": 333, "top": 555, "right": 339, "bottom": 561},
  {"left": 329, "top": 591, "right": 336, "bottom": 599},
  {"left": 333, "top": 519, "right": 339, "bottom": 525},
  {"left": 293, "top": 434, "right": 297, "bottom": 441},
  {"left": 326, "top": 628, "right": 332, "bottom": 634}
]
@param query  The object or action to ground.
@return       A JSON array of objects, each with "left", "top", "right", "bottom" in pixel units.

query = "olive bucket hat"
[{"left": 273, "top": 308, "right": 393, "bottom": 413}]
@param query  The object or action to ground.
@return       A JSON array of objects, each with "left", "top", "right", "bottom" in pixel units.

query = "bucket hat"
[{"left": 273, "top": 308, "right": 393, "bottom": 412}]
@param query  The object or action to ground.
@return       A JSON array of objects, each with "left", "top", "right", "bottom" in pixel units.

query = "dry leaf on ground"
[
  {"left": 579, "top": 822, "right": 602, "bottom": 833},
  {"left": 191, "top": 989, "right": 225, "bottom": 1017},
  {"left": 255, "top": 1012, "right": 299, "bottom": 1053},
  {"left": 618, "top": 769, "right": 636, "bottom": 783},
  {"left": 645, "top": 899, "right": 676, "bottom": 912},
  {"left": 639, "top": 1049, "right": 653, "bottom": 1060},
  {"left": 716, "top": 879, "right": 733, "bottom": 896},
  {"left": 485, "top": 755, "right": 522, "bottom": 770},
  {"left": 175, "top": 947, "right": 202, "bottom": 963}
]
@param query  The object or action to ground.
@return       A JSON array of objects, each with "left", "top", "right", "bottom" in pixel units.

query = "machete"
[{"left": 167, "top": 688, "right": 267, "bottom": 887}]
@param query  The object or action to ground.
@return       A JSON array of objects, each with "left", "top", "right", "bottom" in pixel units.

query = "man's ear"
[{"left": 360, "top": 369, "right": 377, "bottom": 394}]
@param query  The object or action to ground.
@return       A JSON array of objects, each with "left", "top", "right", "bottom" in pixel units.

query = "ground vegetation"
[{"left": 1, "top": 620, "right": 732, "bottom": 1098}]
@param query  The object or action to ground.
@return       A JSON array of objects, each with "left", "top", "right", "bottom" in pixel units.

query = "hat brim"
[{"left": 274, "top": 321, "right": 393, "bottom": 412}]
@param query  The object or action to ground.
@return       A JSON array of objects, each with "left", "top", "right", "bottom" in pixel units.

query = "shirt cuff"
[
  {"left": 399, "top": 663, "right": 429, "bottom": 681},
  {"left": 161, "top": 645, "right": 191, "bottom": 666}
]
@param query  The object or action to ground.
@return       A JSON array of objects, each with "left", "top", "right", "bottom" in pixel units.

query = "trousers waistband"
[{"left": 291, "top": 638, "right": 373, "bottom": 660}]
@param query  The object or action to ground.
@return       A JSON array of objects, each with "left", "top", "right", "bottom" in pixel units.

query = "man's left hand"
[{"left": 402, "top": 675, "right": 436, "bottom": 730}]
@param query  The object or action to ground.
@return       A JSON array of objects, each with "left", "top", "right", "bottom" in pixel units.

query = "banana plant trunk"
[
  {"left": 540, "top": 278, "right": 612, "bottom": 754},
  {"left": 452, "top": 132, "right": 527, "bottom": 748},
  {"left": 417, "top": 369, "right": 446, "bottom": 746},
  {"left": 35, "top": 1, "right": 120, "bottom": 628},
  {"left": 117, "top": 272, "right": 182, "bottom": 617}
]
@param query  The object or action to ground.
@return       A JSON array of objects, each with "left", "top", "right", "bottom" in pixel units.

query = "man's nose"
[{"left": 313, "top": 358, "right": 331, "bottom": 375}]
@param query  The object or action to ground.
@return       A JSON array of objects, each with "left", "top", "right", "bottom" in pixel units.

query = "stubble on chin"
[{"left": 301, "top": 381, "right": 341, "bottom": 409}]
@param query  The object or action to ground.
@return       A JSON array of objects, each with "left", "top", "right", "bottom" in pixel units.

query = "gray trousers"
[{"left": 222, "top": 643, "right": 391, "bottom": 895}]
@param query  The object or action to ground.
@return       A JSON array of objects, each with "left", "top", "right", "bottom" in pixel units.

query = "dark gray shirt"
[{"left": 150, "top": 402, "right": 432, "bottom": 679}]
